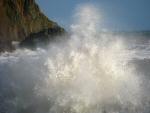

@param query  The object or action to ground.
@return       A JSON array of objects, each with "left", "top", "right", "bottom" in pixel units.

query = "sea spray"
[
  {"left": 38, "top": 4, "right": 142, "bottom": 113},
  {"left": 0, "top": 3, "right": 149, "bottom": 113}
]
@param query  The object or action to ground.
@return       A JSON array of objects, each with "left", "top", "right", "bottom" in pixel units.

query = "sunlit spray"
[
  {"left": 40, "top": 4, "right": 142, "bottom": 113},
  {"left": 0, "top": 3, "right": 148, "bottom": 113}
]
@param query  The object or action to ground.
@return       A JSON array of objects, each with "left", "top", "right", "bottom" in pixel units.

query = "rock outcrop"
[{"left": 0, "top": 0, "right": 65, "bottom": 52}]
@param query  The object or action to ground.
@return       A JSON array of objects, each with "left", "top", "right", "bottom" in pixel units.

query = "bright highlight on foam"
[
  {"left": 0, "top": 3, "right": 149, "bottom": 113},
  {"left": 39, "top": 4, "right": 142, "bottom": 113}
]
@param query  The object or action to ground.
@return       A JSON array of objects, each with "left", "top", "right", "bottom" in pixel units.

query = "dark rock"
[
  {"left": 0, "top": 0, "right": 65, "bottom": 52},
  {"left": 20, "top": 26, "right": 66, "bottom": 49}
]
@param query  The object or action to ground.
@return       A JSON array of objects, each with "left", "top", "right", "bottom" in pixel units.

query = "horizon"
[
  {"left": 1, "top": 1, "right": 150, "bottom": 113},
  {"left": 36, "top": 0, "right": 150, "bottom": 31}
]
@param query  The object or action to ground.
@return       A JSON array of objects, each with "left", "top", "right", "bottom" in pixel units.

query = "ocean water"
[{"left": 0, "top": 4, "right": 150, "bottom": 113}]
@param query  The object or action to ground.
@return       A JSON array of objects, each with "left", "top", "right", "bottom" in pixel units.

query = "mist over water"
[{"left": 0, "top": 4, "right": 150, "bottom": 113}]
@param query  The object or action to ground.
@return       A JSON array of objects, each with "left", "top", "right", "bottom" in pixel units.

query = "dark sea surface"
[{"left": 0, "top": 31, "right": 150, "bottom": 113}]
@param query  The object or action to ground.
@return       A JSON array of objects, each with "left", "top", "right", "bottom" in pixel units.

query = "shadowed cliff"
[{"left": 0, "top": 0, "right": 65, "bottom": 52}]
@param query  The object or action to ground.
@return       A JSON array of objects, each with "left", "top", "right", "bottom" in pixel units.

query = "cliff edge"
[{"left": 0, "top": 0, "right": 65, "bottom": 52}]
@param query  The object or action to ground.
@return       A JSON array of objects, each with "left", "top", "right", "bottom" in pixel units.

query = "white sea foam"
[{"left": 0, "top": 3, "right": 150, "bottom": 113}]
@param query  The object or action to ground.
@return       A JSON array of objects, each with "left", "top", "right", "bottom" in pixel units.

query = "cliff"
[{"left": 0, "top": 0, "right": 65, "bottom": 52}]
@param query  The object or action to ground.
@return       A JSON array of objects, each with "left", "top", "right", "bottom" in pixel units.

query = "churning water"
[{"left": 0, "top": 4, "right": 150, "bottom": 113}]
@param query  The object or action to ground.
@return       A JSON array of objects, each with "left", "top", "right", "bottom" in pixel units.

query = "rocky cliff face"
[{"left": 0, "top": 0, "right": 65, "bottom": 52}]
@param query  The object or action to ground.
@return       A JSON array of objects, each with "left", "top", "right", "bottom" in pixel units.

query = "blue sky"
[{"left": 36, "top": 0, "right": 150, "bottom": 31}]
